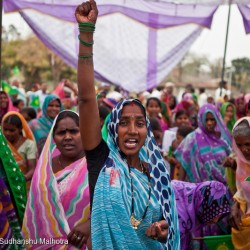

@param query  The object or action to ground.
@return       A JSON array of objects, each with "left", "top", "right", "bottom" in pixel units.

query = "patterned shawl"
[
  {"left": 220, "top": 102, "right": 237, "bottom": 133},
  {"left": 175, "top": 104, "right": 232, "bottom": 184},
  {"left": 0, "top": 177, "right": 25, "bottom": 249},
  {"left": 22, "top": 111, "right": 90, "bottom": 249},
  {"left": 0, "top": 128, "right": 27, "bottom": 223},
  {"left": 172, "top": 180, "right": 231, "bottom": 250},
  {"left": 91, "top": 99, "right": 180, "bottom": 250},
  {"left": 232, "top": 117, "right": 250, "bottom": 215},
  {"left": 29, "top": 94, "right": 63, "bottom": 154}
]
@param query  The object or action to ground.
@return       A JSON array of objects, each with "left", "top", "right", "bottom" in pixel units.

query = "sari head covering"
[
  {"left": 220, "top": 102, "right": 237, "bottom": 132},
  {"left": 29, "top": 94, "right": 63, "bottom": 154},
  {"left": 175, "top": 103, "right": 232, "bottom": 184},
  {"left": 172, "top": 180, "right": 231, "bottom": 250},
  {"left": 92, "top": 99, "right": 180, "bottom": 250},
  {"left": 0, "top": 176, "right": 25, "bottom": 249},
  {"left": 0, "top": 91, "right": 18, "bottom": 123},
  {"left": 2, "top": 111, "right": 36, "bottom": 194},
  {"left": 235, "top": 95, "right": 246, "bottom": 119},
  {"left": 23, "top": 110, "right": 90, "bottom": 250},
  {"left": 0, "top": 128, "right": 27, "bottom": 223},
  {"left": 231, "top": 117, "right": 250, "bottom": 249}
]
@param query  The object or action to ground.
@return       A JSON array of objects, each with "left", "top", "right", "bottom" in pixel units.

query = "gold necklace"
[{"left": 129, "top": 160, "right": 151, "bottom": 230}]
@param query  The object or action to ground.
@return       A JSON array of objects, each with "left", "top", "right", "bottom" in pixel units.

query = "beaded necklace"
[{"left": 129, "top": 160, "right": 151, "bottom": 230}]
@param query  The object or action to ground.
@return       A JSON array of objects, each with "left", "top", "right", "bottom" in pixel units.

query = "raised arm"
[{"left": 75, "top": 0, "right": 101, "bottom": 150}]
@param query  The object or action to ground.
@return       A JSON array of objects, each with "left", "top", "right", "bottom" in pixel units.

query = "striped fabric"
[{"left": 22, "top": 111, "right": 90, "bottom": 249}]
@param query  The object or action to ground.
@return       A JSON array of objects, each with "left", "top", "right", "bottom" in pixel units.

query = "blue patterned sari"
[{"left": 91, "top": 99, "right": 180, "bottom": 250}]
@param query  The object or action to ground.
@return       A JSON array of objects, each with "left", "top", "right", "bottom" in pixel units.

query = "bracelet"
[
  {"left": 79, "top": 27, "right": 95, "bottom": 33},
  {"left": 79, "top": 53, "right": 93, "bottom": 59},
  {"left": 78, "top": 35, "right": 94, "bottom": 47},
  {"left": 79, "top": 22, "right": 95, "bottom": 28}
]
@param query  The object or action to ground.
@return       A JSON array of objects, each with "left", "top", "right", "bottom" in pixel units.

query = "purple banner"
[
  {"left": 4, "top": 0, "right": 218, "bottom": 29},
  {"left": 237, "top": 4, "right": 250, "bottom": 34}
]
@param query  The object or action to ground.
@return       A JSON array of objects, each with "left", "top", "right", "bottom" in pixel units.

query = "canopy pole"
[
  {"left": 220, "top": 0, "right": 232, "bottom": 96},
  {"left": 0, "top": 0, "right": 2, "bottom": 88}
]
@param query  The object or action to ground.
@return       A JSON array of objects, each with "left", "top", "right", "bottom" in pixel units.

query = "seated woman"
[
  {"left": 22, "top": 110, "right": 90, "bottom": 249},
  {"left": 229, "top": 117, "right": 250, "bottom": 250},
  {"left": 75, "top": 2, "right": 180, "bottom": 249},
  {"left": 2, "top": 111, "right": 37, "bottom": 193},
  {"left": 172, "top": 180, "right": 231, "bottom": 250},
  {"left": 29, "top": 94, "right": 63, "bottom": 155},
  {"left": 174, "top": 103, "right": 232, "bottom": 186}
]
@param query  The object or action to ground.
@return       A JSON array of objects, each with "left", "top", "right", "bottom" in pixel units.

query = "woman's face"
[
  {"left": 175, "top": 114, "right": 189, "bottom": 127},
  {"left": 53, "top": 117, "right": 83, "bottom": 159},
  {"left": 17, "top": 100, "right": 25, "bottom": 110},
  {"left": 118, "top": 104, "right": 147, "bottom": 158},
  {"left": 234, "top": 135, "right": 250, "bottom": 161},
  {"left": 225, "top": 105, "right": 234, "bottom": 119},
  {"left": 152, "top": 129, "right": 163, "bottom": 147},
  {"left": 2, "top": 122, "right": 21, "bottom": 144},
  {"left": 0, "top": 93, "right": 8, "bottom": 109},
  {"left": 146, "top": 99, "right": 161, "bottom": 118},
  {"left": 47, "top": 99, "right": 61, "bottom": 119},
  {"left": 205, "top": 112, "right": 216, "bottom": 133}
]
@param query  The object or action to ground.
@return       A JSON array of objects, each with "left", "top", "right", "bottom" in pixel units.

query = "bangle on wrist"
[
  {"left": 78, "top": 53, "right": 93, "bottom": 59},
  {"left": 78, "top": 35, "right": 94, "bottom": 47}
]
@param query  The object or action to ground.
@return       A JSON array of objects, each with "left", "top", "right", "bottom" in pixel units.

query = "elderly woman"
[
  {"left": 75, "top": 1, "right": 180, "bottom": 249},
  {"left": 23, "top": 110, "right": 90, "bottom": 249},
  {"left": 229, "top": 117, "right": 250, "bottom": 250}
]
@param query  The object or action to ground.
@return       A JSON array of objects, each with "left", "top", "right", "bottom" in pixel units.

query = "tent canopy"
[{"left": 4, "top": 0, "right": 250, "bottom": 92}]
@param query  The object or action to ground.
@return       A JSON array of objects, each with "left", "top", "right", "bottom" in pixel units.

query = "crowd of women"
[{"left": 1, "top": 0, "right": 250, "bottom": 249}]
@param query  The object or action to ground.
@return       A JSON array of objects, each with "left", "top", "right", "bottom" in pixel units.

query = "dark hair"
[
  {"left": 53, "top": 111, "right": 79, "bottom": 136},
  {"left": 99, "top": 105, "right": 110, "bottom": 120},
  {"left": 146, "top": 97, "right": 162, "bottom": 108},
  {"left": 20, "top": 107, "right": 37, "bottom": 120},
  {"left": 3, "top": 114, "right": 22, "bottom": 130},
  {"left": 149, "top": 117, "right": 162, "bottom": 131},
  {"left": 199, "top": 88, "right": 205, "bottom": 94},
  {"left": 13, "top": 99, "right": 24, "bottom": 108},
  {"left": 175, "top": 109, "right": 189, "bottom": 120},
  {"left": 177, "top": 125, "right": 194, "bottom": 138}
]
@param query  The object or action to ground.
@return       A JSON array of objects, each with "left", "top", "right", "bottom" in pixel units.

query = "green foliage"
[{"left": 1, "top": 33, "right": 76, "bottom": 91}]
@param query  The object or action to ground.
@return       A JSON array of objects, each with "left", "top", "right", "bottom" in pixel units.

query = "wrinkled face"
[
  {"left": 175, "top": 114, "right": 189, "bottom": 127},
  {"left": 0, "top": 93, "right": 8, "bottom": 109},
  {"left": 205, "top": 112, "right": 217, "bottom": 133},
  {"left": 118, "top": 104, "right": 147, "bottom": 157},
  {"left": 2, "top": 122, "right": 21, "bottom": 144},
  {"left": 234, "top": 135, "right": 250, "bottom": 161},
  {"left": 146, "top": 99, "right": 161, "bottom": 118},
  {"left": 47, "top": 99, "right": 61, "bottom": 119},
  {"left": 53, "top": 117, "right": 83, "bottom": 158},
  {"left": 225, "top": 105, "right": 234, "bottom": 119}
]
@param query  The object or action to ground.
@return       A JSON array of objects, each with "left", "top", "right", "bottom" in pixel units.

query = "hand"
[
  {"left": 67, "top": 219, "right": 90, "bottom": 248},
  {"left": 145, "top": 220, "right": 168, "bottom": 243},
  {"left": 223, "top": 157, "right": 236, "bottom": 170},
  {"left": 75, "top": 0, "right": 98, "bottom": 24},
  {"left": 229, "top": 201, "right": 243, "bottom": 230}
]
